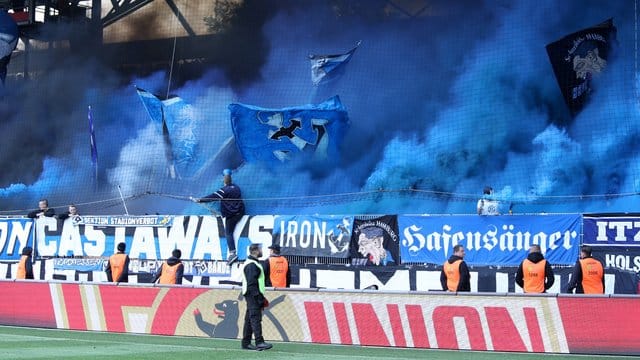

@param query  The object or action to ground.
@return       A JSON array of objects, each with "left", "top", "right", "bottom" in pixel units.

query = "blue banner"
[
  {"left": 229, "top": 96, "right": 350, "bottom": 163},
  {"left": 272, "top": 215, "right": 353, "bottom": 258},
  {"left": 399, "top": 214, "right": 581, "bottom": 266},
  {"left": 583, "top": 216, "right": 640, "bottom": 246},
  {"left": 0, "top": 218, "right": 33, "bottom": 260}
]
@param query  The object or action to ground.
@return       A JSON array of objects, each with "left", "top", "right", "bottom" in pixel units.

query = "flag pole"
[{"left": 88, "top": 105, "right": 98, "bottom": 191}]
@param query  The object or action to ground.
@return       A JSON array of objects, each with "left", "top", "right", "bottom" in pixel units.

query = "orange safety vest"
[
  {"left": 109, "top": 253, "right": 127, "bottom": 282},
  {"left": 522, "top": 259, "right": 546, "bottom": 293},
  {"left": 16, "top": 255, "right": 29, "bottom": 279},
  {"left": 579, "top": 258, "right": 604, "bottom": 294},
  {"left": 159, "top": 262, "right": 180, "bottom": 284},
  {"left": 268, "top": 256, "right": 289, "bottom": 288},
  {"left": 443, "top": 259, "right": 462, "bottom": 292}
]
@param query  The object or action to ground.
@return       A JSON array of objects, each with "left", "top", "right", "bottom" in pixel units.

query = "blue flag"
[
  {"left": 135, "top": 87, "right": 201, "bottom": 178},
  {"left": 546, "top": 19, "right": 616, "bottom": 116},
  {"left": 229, "top": 96, "right": 350, "bottom": 163},
  {"left": 88, "top": 106, "right": 98, "bottom": 181},
  {"left": 309, "top": 41, "right": 361, "bottom": 85},
  {"left": 0, "top": 11, "right": 19, "bottom": 84}
]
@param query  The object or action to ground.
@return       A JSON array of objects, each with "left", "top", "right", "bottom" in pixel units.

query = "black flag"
[{"left": 546, "top": 19, "right": 617, "bottom": 116}]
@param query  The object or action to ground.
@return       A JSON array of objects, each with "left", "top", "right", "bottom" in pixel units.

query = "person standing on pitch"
[
  {"left": 440, "top": 245, "right": 470, "bottom": 292},
  {"left": 515, "top": 244, "right": 555, "bottom": 293},
  {"left": 241, "top": 243, "right": 272, "bottom": 351},
  {"left": 192, "top": 168, "right": 245, "bottom": 265},
  {"left": 566, "top": 245, "right": 604, "bottom": 294},
  {"left": 106, "top": 242, "right": 130, "bottom": 283}
]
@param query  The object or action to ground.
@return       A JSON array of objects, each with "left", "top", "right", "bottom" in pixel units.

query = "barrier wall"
[{"left": 1, "top": 280, "right": 638, "bottom": 355}]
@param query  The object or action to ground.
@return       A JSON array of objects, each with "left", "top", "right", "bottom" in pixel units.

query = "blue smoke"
[{"left": 0, "top": 1, "right": 639, "bottom": 216}]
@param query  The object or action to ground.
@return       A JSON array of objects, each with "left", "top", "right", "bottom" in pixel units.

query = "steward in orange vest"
[
  {"left": 106, "top": 242, "right": 130, "bottom": 283},
  {"left": 566, "top": 245, "right": 604, "bottom": 294},
  {"left": 515, "top": 245, "right": 555, "bottom": 293},
  {"left": 263, "top": 244, "right": 290, "bottom": 288},
  {"left": 16, "top": 246, "right": 34, "bottom": 280},
  {"left": 440, "top": 245, "right": 470, "bottom": 292},
  {"left": 152, "top": 249, "right": 184, "bottom": 285}
]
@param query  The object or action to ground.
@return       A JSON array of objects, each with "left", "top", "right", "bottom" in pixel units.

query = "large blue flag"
[
  {"left": 309, "top": 41, "right": 361, "bottom": 85},
  {"left": 135, "top": 87, "right": 201, "bottom": 178},
  {"left": 229, "top": 96, "right": 350, "bottom": 163}
]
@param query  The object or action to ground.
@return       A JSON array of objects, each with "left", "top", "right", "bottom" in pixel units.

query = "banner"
[
  {"left": 545, "top": 19, "right": 616, "bottom": 115},
  {"left": 272, "top": 215, "right": 352, "bottom": 258},
  {"left": 583, "top": 215, "right": 640, "bottom": 246},
  {"left": 590, "top": 246, "right": 640, "bottom": 273},
  {"left": 0, "top": 218, "right": 33, "bottom": 260},
  {"left": 2, "top": 281, "right": 640, "bottom": 355},
  {"left": 78, "top": 215, "right": 174, "bottom": 227},
  {"left": 350, "top": 215, "right": 400, "bottom": 265},
  {"left": 33, "top": 215, "right": 225, "bottom": 259},
  {"left": 399, "top": 214, "right": 581, "bottom": 266},
  {"left": 229, "top": 96, "right": 350, "bottom": 163}
]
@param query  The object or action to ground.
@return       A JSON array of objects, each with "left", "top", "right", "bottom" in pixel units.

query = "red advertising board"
[{"left": 0, "top": 280, "right": 638, "bottom": 356}]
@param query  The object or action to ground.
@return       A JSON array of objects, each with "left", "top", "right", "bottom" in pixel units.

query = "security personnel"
[
  {"left": 440, "top": 245, "right": 470, "bottom": 292},
  {"left": 241, "top": 244, "right": 272, "bottom": 351},
  {"left": 16, "top": 246, "right": 34, "bottom": 280},
  {"left": 152, "top": 249, "right": 184, "bottom": 285},
  {"left": 566, "top": 245, "right": 604, "bottom": 294},
  {"left": 106, "top": 242, "right": 130, "bottom": 283},
  {"left": 515, "top": 245, "right": 555, "bottom": 293},
  {"left": 263, "top": 244, "right": 290, "bottom": 288}
]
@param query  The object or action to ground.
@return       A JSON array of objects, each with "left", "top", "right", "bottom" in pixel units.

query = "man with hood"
[
  {"left": 516, "top": 245, "right": 555, "bottom": 293},
  {"left": 16, "top": 246, "right": 34, "bottom": 280},
  {"left": 440, "top": 245, "right": 470, "bottom": 292},
  {"left": 106, "top": 242, "right": 130, "bottom": 283},
  {"left": 152, "top": 249, "right": 184, "bottom": 285}
]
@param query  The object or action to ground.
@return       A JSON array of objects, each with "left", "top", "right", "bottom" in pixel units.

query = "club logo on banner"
[
  {"left": 350, "top": 215, "right": 400, "bottom": 266},
  {"left": 399, "top": 215, "right": 580, "bottom": 266},
  {"left": 583, "top": 216, "right": 640, "bottom": 246},
  {"left": 272, "top": 215, "right": 353, "bottom": 258}
]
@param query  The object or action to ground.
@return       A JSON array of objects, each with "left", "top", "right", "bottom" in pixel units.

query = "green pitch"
[{"left": 0, "top": 326, "right": 636, "bottom": 360}]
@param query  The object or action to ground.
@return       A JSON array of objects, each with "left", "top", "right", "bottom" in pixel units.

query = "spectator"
[
  {"left": 152, "top": 249, "right": 184, "bottom": 285},
  {"left": 57, "top": 204, "right": 80, "bottom": 222},
  {"left": 241, "top": 244, "right": 272, "bottom": 351},
  {"left": 566, "top": 245, "right": 604, "bottom": 294},
  {"left": 440, "top": 244, "right": 470, "bottom": 292},
  {"left": 515, "top": 245, "right": 555, "bottom": 293},
  {"left": 27, "top": 199, "right": 55, "bottom": 219},
  {"left": 192, "top": 168, "right": 245, "bottom": 265},
  {"left": 263, "top": 244, "right": 290, "bottom": 288},
  {"left": 105, "top": 242, "right": 130, "bottom": 283},
  {"left": 16, "top": 246, "right": 33, "bottom": 280},
  {"left": 477, "top": 186, "right": 499, "bottom": 215}
]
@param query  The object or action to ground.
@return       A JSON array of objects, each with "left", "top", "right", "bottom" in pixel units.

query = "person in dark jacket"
[
  {"left": 515, "top": 245, "right": 555, "bottom": 293},
  {"left": 566, "top": 245, "right": 604, "bottom": 294},
  {"left": 241, "top": 244, "right": 272, "bottom": 351},
  {"left": 105, "top": 242, "right": 130, "bottom": 283},
  {"left": 192, "top": 169, "right": 245, "bottom": 265},
  {"left": 440, "top": 245, "right": 471, "bottom": 292},
  {"left": 152, "top": 249, "right": 184, "bottom": 285},
  {"left": 27, "top": 199, "right": 55, "bottom": 219},
  {"left": 16, "top": 246, "right": 34, "bottom": 279}
]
